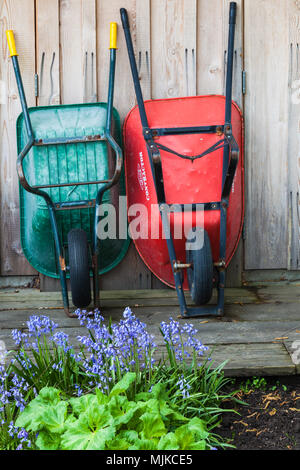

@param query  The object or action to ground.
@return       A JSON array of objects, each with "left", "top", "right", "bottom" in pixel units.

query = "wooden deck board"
[{"left": 0, "top": 287, "right": 299, "bottom": 376}]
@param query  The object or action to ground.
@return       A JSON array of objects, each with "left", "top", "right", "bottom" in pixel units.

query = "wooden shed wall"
[{"left": 0, "top": 0, "right": 299, "bottom": 290}]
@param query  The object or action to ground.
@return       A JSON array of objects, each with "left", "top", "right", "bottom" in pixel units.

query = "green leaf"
[
  {"left": 15, "top": 387, "right": 62, "bottom": 432},
  {"left": 157, "top": 433, "right": 179, "bottom": 450},
  {"left": 174, "top": 427, "right": 195, "bottom": 450},
  {"left": 61, "top": 420, "right": 116, "bottom": 450},
  {"left": 184, "top": 417, "right": 209, "bottom": 441},
  {"left": 139, "top": 412, "right": 166, "bottom": 440},
  {"left": 129, "top": 438, "right": 159, "bottom": 450},
  {"left": 149, "top": 383, "right": 169, "bottom": 401},
  {"left": 105, "top": 438, "right": 130, "bottom": 450},
  {"left": 36, "top": 431, "right": 61, "bottom": 451},
  {"left": 109, "top": 372, "right": 136, "bottom": 397},
  {"left": 82, "top": 404, "right": 114, "bottom": 431},
  {"left": 156, "top": 400, "right": 188, "bottom": 423},
  {"left": 174, "top": 418, "right": 209, "bottom": 450},
  {"left": 40, "top": 401, "right": 68, "bottom": 434},
  {"left": 189, "top": 440, "right": 207, "bottom": 450},
  {"left": 69, "top": 394, "right": 99, "bottom": 417},
  {"left": 107, "top": 395, "right": 128, "bottom": 418},
  {"left": 135, "top": 392, "right": 151, "bottom": 402},
  {"left": 118, "top": 430, "right": 139, "bottom": 444},
  {"left": 37, "top": 387, "right": 61, "bottom": 405},
  {"left": 95, "top": 388, "right": 109, "bottom": 405},
  {"left": 108, "top": 397, "right": 146, "bottom": 428}
]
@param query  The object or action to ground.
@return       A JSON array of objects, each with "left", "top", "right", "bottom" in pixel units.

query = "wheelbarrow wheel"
[
  {"left": 186, "top": 227, "right": 213, "bottom": 305},
  {"left": 68, "top": 229, "right": 91, "bottom": 309}
]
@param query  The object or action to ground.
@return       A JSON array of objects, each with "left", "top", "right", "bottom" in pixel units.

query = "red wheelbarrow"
[{"left": 121, "top": 2, "right": 244, "bottom": 318}]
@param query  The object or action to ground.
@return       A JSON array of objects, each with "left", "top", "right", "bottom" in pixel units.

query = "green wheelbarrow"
[{"left": 6, "top": 24, "right": 130, "bottom": 317}]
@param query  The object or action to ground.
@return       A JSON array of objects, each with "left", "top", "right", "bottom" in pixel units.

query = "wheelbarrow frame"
[
  {"left": 121, "top": 2, "right": 240, "bottom": 318},
  {"left": 7, "top": 26, "right": 122, "bottom": 317}
]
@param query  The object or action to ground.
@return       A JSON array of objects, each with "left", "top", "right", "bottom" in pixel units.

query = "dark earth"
[{"left": 217, "top": 376, "right": 300, "bottom": 450}]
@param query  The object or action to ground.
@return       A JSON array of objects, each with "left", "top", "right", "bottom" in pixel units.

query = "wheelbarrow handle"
[
  {"left": 120, "top": 8, "right": 130, "bottom": 31},
  {"left": 6, "top": 30, "right": 18, "bottom": 56},
  {"left": 110, "top": 22, "right": 118, "bottom": 49},
  {"left": 229, "top": 2, "right": 237, "bottom": 25},
  {"left": 6, "top": 30, "right": 34, "bottom": 144}
]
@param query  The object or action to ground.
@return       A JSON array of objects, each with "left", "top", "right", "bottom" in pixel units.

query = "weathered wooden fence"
[{"left": 0, "top": 0, "right": 299, "bottom": 290}]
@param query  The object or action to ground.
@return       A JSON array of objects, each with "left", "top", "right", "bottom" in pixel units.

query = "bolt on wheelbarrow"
[
  {"left": 6, "top": 24, "right": 130, "bottom": 317},
  {"left": 120, "top": 2, "right": 244, "bottom": 318}
]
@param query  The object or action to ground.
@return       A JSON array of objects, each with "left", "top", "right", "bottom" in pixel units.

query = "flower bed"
[{"left": 0, "top": 308, "right": 237, "bottom": 450}]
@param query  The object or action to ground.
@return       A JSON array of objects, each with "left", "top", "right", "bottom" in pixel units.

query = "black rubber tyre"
[
  {"left": 186, "top": 227, "right": 214, "bottom": 305},
  {"left": 68, "top": 229, "right": 91, "bottom": 308}
]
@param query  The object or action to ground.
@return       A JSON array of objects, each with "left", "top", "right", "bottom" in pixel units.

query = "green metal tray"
[{"left": 17, "top": 102, "right": 130, "bottom": 279}]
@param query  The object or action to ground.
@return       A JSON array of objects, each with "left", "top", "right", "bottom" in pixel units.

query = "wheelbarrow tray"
[
  {"left": 17, "top": 102, "right": 130, "bottom": 279},
  {"left": 123, "top": 95, "right": 244, "bottom": 289}
]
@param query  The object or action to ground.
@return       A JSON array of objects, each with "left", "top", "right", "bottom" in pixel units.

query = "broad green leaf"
[
  {"left": 82, "top": 404, "right": 114, "bottom": 431},
  {"left": 185, "top": 417, "right": 209, "bottom": 441},
  {"left": 135, "top": 392, "right": 151, "bottom": 402},
  {"left": 69, "top": 394, "right": 99, "bottom": 417},
  {"left": 129, "top": 438, "right": 159, "bottom": 450},
  {"left": 149, "top": 383, "right": 169, "bottom": 401},
  {"left": 139, "top": 412, "right": 166, "bottom": 440},
  {"left": 157, "top": 433, "right": 179, "bottom": 450},
  {"left": 15, "top": 388, "right": 62, "bottom": 432},
  {"left": 174, "top": 427, "right": 195, "bottom": 450},
  {"left": 61, "top": 422, "right": 116, "bottom": 450},
  {"left": 189, "top": 440, "right": 207, "bottom": 450},
  {"left": 38, "top": 387, "right": 61, "bottom": 405},
  {"left": 109, "top": 372, "right": 136, "bottom": 397},
  {"left": 109, "top": 398, "right": 146, "bottom": 428},
  {"left": 105, "top": 438, "right": 130, "bottom": 450},
  {"left": 156, "top": 401, "right": 188, "bottom": 423},
  {"left": 40, "top": 401, "right": 68, "bottom": 434},
  {"left": 95, "top": 388, "right": 109, "bottom": 405},
  {"left": 36, "top": 431, "right": 61, "bottom": 451},
  {"left": 118, "top": 430, "right": 139, "bottom": 444},
  {"left": 174, "top": 418, "right": 209, "bottom": 450},
  {"left": 107, "top": 395, "right": 128, "bottom": 418}
]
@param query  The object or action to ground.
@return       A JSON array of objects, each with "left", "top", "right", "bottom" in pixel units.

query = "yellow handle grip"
[
  {"left": 6, "top": 30, "right": 18, "bottom": 57},
  {"left": 110, "top": 22, "right": 117, "bottom": 49}
]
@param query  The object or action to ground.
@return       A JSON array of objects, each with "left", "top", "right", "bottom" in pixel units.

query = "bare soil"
[{"left": 217, "top": 376, "right": 300, "bottom": 450}]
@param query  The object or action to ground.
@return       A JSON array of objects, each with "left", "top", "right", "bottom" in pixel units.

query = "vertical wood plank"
[
  {"left": 82, "top": 0, "right": 97, "bottom": 103},
  {"left": 136, "top": 0, "right": 151, "bottom": 100},
  {"left": 244, "top": 0, "right": 289, "bottom": 269},
  {"left": 197, "top": 0, "right": 224, "bottom": 95},
  {"left": 36, "top": 0, "right": 60, "bottom": 106},
  {"left": 151, "top": 0, "right": 185, "bottom": 99},
  {"left": 288, "top": 0, "right": 300, "bottom": 270},
  {"left": 0, "top": 0, "right": 36, "bottom": 275},
  {"left": 60, "top": 0, "right": 97, "bottom": 104},
  {"left": 183, "top": 0, "right": 197, "bottom": 97}
]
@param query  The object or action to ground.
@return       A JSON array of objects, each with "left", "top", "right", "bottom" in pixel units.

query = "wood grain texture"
[
  {"left": 151, "top": 0, "right": 185, "bottom": 99},
  {"left": 288, "top": 0, "right": 300, "bottom": 270},
  {"left": 244, "top": 0, "right": 289, "bottom": 269},
  {"left": 197, "top": 0, "right": 224, "bottom": 95},
  {"left": 136, "top": 0, "right": 151, "bottom": 100},
  {"left": 1, "top": 287, "right": 300, "bottom": 376},
  {"left": 36, "top": 0, "right": 60, "bottom": 106},
  {"left": 60, "top": 0, "right": 97, "bottom": 104},
  {"left": 0, "top": 0, "right": 36, "bottom": 275}
]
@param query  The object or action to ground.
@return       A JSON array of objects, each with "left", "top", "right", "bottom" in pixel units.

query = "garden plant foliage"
[{"left": 0, "top": 308, "right": 235, "bottom": 450}]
